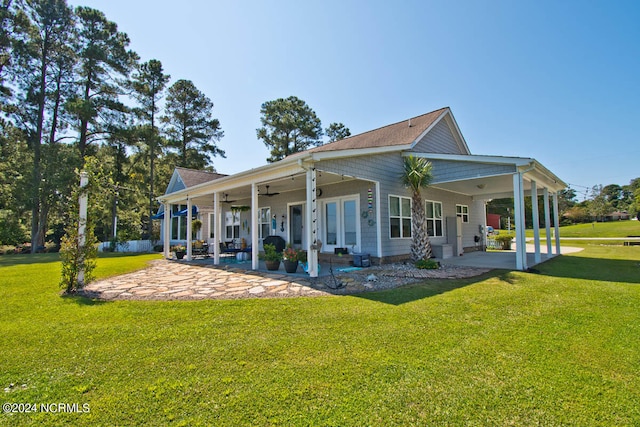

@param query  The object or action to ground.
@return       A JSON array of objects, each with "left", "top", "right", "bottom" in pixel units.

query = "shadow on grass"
[
  {"left": 355, "top": 272, "right": 495, "bottom": 306},
  {"left": 0, "top": 253, "right": 61, "bottom": 267},
  {"left": 61, "top": 293, "right": 110, "bottom": 306},
  {"left": 537, "top": 254, "right": 640, "bottom": 284}
]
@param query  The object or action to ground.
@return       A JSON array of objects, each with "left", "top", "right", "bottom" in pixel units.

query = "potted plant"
[
  {"left": 172, "top": 244, "right": 186, "bottom": 259},
  {"left": 260, "top": 243, "right": 282, "bottom": 271},
  {"left": 191, "top": 218, "right": 202, "bottom": 239},
  {"left": 282, "top": 245, "right": 303, "bottom": 273}
]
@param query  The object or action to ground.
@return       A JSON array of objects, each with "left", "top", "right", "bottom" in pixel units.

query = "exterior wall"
[
  {"left": 317, "top": 153, "right": 484, "bottom": 259},
  {"left": 430, "top": 159, "right": 516, "bottom": 183},
  {"left": 410, "top": 118, "right": 463, "bottom": 154}
]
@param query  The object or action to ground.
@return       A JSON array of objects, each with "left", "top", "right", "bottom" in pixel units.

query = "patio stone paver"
[{"left": 80, "top": 259, "right": 491, "bottom": 301}]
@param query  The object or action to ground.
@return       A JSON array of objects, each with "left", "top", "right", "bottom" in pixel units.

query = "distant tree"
[
  {"left": 325, "top": 122, "right": 351, "bottom": 143},
  {"left": 130, "top": 59, "right": 169, "bottom": 237},
  {"left": 601, "top": 184, "right": 623, "bottom": 210},
  {"left": 588, "top": 185, "right": 613, "bottom": 222},
  {"left": 11, "top": 0, "right": 74, "bottom": 251},
  {"left": 256, "top": 96, "right": 323, "bottom": 162},
  {"left": 401, "top": 155, "right": 434, "bottom": 262},
  {"left": 0, "top": 0, "right": 16, "bottom": 99},
  {"left": 162, "top": 79, "right": 225, "bottom": 170},
  {"left": 67, "top": 6, "right": 138, "bottom": 163},
  {"left": 563, "top": 205, "right": 591, "bottom": 224}
]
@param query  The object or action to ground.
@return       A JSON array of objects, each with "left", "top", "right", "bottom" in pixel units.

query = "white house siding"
[
  {"left": 410, "top": 118, "right": 464, "bottom": 154},
  {"left": 430, "top": 160, "right": 516, "bottom": 183}
]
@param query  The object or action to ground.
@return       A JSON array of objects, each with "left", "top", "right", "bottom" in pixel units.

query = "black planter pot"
[
  {"left": 283, "top": 260, "right": 299, "bottom": 273},
  {"left": 175, "top": 251, "right": 186, "bottom": 260},
  {"left": 265, "top": 260, "right": 280, "bottom": 271}
]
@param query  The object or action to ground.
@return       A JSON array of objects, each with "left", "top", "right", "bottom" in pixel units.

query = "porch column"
[
  {"left": 186, "top": 197, "right": 192, "bottom": 261},
  {"left": 213, "top": 192, "right": 220, "bottom": 265},
  {"left": 163, "top": 202, "right": 171, "bottom": 259},
  {"left": 375, "top": 181, "right": 382, "bottom": 258},
  {"left": 531, "top": 180, "right": 541, "bottom": 264},
  {"left": 553, "top": 192, "right": 561, "bottom": 255},
  {"left": 251, "top": 182, "right": 259, "bottom": 270},
  {"left": 543, "top": 188, "right": 552, "bottom": 258},
  {"left": 513, "top": 173, "right": 527, "bottom": 270},
  {"left": 306, "top": 167, "right": 319, "bottom": 278}
]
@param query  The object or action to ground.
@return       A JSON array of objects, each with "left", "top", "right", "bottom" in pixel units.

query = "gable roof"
[
  {"left": 175, "top": 167, "right": 227, "bottom": 188},
  {"left": 303, "top": 107, "right": 459, "bottom": 155}
]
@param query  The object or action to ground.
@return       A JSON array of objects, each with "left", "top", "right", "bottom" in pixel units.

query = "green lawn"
[
  {"left": 523, "top": 219, "right": 640, "bottom": 239},
  {"left": 1, "top": 249, "right": 639, "bottom": 426}
]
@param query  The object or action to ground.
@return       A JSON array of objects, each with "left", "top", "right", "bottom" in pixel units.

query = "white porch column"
[
  {"left": 163, "top": 202, "right": 171, "bottom": 259},
  {"left": 213, "top": 192, "right": 220, "bottom": 265},
  {"left": 531, "top": 180, "right": 541, "bottom": 264},
  {"left": 375, "top": 181, "right": 382, "bottom": 258},
  {"left": 553, "top": 192, "right": 561, "bottom": 255},
  {"left": 186, "top": 197, "right": 192, "bottom": 261},
  {"left": 513, "top": 173, "right": 526, "bottom": 270},
  {"left": 543, "top": 188, "right": 552, "bottom": 258},
  {"left": 306, "top": 167, "right": 319, "bottom": 278},
  {"left": 251, "top": 183, "right": 259, "bottom": 270}
]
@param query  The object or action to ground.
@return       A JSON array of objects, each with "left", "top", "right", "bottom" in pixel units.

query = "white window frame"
[
  {"left": 425, "top": 200, "right": 443, "bottom": 237},
  {"left": 456, "top": 204, "right": 470, "bottom": 223},
  {"left": 258, "top": 207, "right": 271, "bottom": 239},
  {"left": 171, "top": 204, "right": 187, "bottom": 240},
  {"left": 225, "top": 210, "right": 240, "bottom": 240},
  {"left": 208, "top": 212, "right": 216, "bottom": 239},
  {"left": 389, "top": 195, "right": 412, "bottom": 239}
]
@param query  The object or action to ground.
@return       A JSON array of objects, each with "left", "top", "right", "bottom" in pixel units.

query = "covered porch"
[
  {"left": 413, "top": 152, "right": 567, "bottom": 271},
  {"left": 157, "top": 158, "right": 381, "bottom": 278}
]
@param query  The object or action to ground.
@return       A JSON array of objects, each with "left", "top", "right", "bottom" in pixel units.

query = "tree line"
[
  {"left": 487, "top": 178, "right": 640, "bottom": 228},
  {"left": 0, "top": 1, "right": 350, "bottom": 252}
]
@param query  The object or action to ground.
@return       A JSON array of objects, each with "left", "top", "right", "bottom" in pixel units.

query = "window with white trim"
[
  {"left": 225, "top": 211, "right": 240, "bottom": 240},
  {"left": 456, "top": 204, "right": 469, "bottom": 223},
  {"left": 258, "top": 207, "right": 270, "bottom": 239},
  {"left": 425, "top": 200, "right": 443, "bottom": 237},
  {"left": 209, "top": 212, "right": 216, "bottom": 238},
  {"left": 171, "top": 204, "right": 187, "bottom": 240},
  {"left": 389, "top": 195, "right": 412, "bottom": 238}
]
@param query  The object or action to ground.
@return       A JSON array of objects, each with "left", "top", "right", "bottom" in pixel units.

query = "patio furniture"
[{"left": 192, "top": 241, "right": 208, "bottom": 258}]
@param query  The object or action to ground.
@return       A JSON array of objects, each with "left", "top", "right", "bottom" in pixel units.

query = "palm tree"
[{"left": 401, "top": 155, "right": 434, "bottom": 262}]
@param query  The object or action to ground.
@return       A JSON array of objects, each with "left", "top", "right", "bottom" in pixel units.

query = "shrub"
[{"left": 415, "top": 259, "right": 440, "bottom": 269}]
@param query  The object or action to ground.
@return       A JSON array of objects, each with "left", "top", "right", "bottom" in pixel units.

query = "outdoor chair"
[{"left": 192, "top": 241, "right": 208, "bottom": 258}]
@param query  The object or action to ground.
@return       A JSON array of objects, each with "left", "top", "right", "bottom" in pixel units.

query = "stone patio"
[{"left": 80, "top": 259, "right": 491, "bottom": 301}]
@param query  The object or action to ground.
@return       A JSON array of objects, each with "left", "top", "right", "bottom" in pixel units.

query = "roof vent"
[{"left": 408, "top": 118, "right": 412, "bottom": 127}]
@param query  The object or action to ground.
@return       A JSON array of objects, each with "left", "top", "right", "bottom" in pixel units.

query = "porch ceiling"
[
  {"left": 186, "top": 171, "right": 357, "bottom": 207},
  {"left": 432, "top": 172, "right": 558, "bottom": 200}
]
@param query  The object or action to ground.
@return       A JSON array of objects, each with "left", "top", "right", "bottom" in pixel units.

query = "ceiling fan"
[
  {"left": 260, "top": 185, "right": 280, "bottom": 197},
  {"left": 222, "top": 193, "right": 236, "bottom": 203}
]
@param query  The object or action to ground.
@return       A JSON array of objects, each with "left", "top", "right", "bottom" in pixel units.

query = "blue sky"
[{"left": 79, "top": 0, "right": 639, "bottom": 200}]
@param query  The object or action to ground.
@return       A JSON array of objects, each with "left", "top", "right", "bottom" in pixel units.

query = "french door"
[
  {"left": 288, "top": 203, "right": 305, "bottom": 249},
  {"left": 321, "top": 196, "right": 360, "bottom": 253}
]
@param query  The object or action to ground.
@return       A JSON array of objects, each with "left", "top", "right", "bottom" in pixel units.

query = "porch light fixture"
[{"left": 477, "top": 184, "right": 486, "bottom": 189}]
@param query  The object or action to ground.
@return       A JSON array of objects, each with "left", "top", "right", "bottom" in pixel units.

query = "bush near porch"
[{"left": 0, "top": 248, "right": 639, "bottom": 425}]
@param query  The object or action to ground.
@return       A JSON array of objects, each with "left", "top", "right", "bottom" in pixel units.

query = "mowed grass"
[
  {"left": 1, "top": 249, "right": 640, "bottom": 426},
  {"left": 524, "top": 219, "right": 640, "bottom": 239}
]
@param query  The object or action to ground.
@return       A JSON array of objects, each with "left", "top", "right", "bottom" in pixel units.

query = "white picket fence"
[{"left": 98, "top": 240, "right": 155, "bottom": 253}]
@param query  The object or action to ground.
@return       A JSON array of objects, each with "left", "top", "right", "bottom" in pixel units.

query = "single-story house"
[{"left": 157, "top": 107, "right": 566, "bottom": 275}]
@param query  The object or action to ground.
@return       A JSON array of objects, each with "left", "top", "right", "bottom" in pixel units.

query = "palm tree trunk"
[{"left": 410, "top": 191, "right": 432, "bottom": 262}]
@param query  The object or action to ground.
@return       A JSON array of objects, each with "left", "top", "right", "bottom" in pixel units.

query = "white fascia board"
[
  {"left": 158, "top": 157, "right": 308, "bottom": 204},
  {"left": 525, "top": 160, "right": 567, "bottom": 192},
  {"left": 407, "top": 108, "right": 450, "bottom": 149},
  {"left": 445, "top": 111, "right": 472, "bottom": 155},
  {"left": 310, "top": 144, "right": 410, "bottom": 161},
  {"left": 405, "top": 152, "right": 533, "bottom": 167}
]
